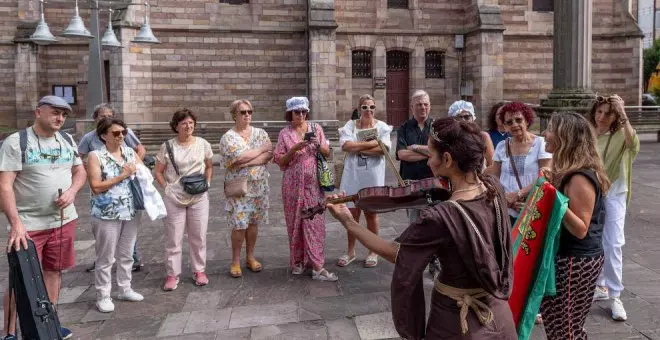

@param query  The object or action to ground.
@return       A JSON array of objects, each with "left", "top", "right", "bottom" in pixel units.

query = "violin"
[{"left": 301, "top": 177, "right": 451, "bottom": 220}]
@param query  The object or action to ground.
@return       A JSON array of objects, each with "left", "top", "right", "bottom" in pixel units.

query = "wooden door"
[{"left": 386, "top": 51, "right": 410, "bottom": 127}]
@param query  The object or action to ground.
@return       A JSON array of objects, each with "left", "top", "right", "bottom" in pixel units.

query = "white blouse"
[{"left": 493, "top": 136, "right": 552, "bottom": 217}]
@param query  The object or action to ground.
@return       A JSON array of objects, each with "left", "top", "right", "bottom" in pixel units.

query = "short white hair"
[{"left": 411, "top": 90, "right": 429, "bottom": 104}]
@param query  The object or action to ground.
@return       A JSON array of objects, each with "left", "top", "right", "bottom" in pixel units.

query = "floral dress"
[
  {"left": 90, "top": 146, "right": 138, "bottom": 220},
  {"left": 273, "top": 123, "right": 328, "bottom": 269},
  {"left": 219, "top": 127, "right": 270, "bottom": 230}
]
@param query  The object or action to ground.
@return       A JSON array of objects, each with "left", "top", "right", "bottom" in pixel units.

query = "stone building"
[{"left": 0, "top": 0, "right": 643, "bottom": 129}]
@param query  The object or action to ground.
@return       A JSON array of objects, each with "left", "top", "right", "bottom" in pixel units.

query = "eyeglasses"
[
  {"left": 596, "top": 96, "right": 617, "bottom": 103},
  {"left": 361, "top": 105, "right": 376, "bottom": 111},
  {"left": 292, "top": 110, "right": 308, "bottom": 116},
  {"left": 239, "top": 110, "right": 253, "bottom": 116},
  {"left": 454, "top": 114, "right": 472, "bottom": 121},
  {"left": 504, "top": 117, "right": 525, "bottom": 126},
  {"left": 111, "top": 130, "right": 129, "bottom": 137}
]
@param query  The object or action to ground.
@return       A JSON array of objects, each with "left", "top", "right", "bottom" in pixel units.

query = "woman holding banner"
[{"left": 540, "top": 112, "right": 611, "bottom": 339}]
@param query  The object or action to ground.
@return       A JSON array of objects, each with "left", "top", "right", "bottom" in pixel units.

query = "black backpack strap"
[
  {"left": 165, "top": 141, "right": 180, "bottom": 176},
  {"left": 19, "top": 129, "right": 28, "bottom": 164},
  {"left": 57, "top": 131, "right": 79, "bottom": 158}
]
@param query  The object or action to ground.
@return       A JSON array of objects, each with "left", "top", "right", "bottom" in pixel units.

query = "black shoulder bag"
[{"left": 165, "top": 141, "right": 209, "bottom": 195}]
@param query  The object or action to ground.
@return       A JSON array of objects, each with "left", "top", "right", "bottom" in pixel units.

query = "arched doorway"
[{"left": 386, "top": 50, "right": 410, "bottom": 127}]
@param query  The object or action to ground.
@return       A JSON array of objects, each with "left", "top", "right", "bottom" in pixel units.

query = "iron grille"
[
  {"left": 532, "top": 0, "right": 553, "bottom": 12},
  {"left": 352, "top": 50, "right": 372, "bottom": 78},
  {"left": 387, "top": 51, "right": 409, "bottom": 71},
  {"left": 425, "top": 51, "right": 445, "bottom": 79},
  {"left": 388, "top": 0, "right": 408, "bottom": 9}
]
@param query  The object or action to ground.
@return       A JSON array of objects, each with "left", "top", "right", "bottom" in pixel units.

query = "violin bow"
[{"left": 376, "top": 139, "right": 406, "bottom": 187}]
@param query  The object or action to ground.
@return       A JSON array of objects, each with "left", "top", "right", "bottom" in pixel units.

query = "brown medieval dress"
[{"left": 392, "top": 183, "right": 517, "bottom": 340}]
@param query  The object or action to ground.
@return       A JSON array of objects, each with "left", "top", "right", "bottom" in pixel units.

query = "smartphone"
[{"left": 304, "top": 132, "right": 315, "bottom": 141}]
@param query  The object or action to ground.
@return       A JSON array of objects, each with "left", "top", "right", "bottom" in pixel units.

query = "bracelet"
[
  {"left": 516, "top": 190, "right": 523, "bottom": 201},
  {"left": 619, "top": 118, "right": 628, "bottom": 125}
]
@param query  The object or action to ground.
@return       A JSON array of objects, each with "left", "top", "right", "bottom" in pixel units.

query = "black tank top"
[{"left": 557, "top": 169, "right": 605, "bottom": 257}]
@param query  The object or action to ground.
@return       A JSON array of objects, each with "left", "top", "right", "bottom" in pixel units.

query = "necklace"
[{"left": 451, "top": 183, "right": 483, "bottom": 194}]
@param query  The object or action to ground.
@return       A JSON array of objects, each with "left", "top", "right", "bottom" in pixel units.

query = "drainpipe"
[{"left": 306, "top": 0, "right": 311, "bottom": 98}]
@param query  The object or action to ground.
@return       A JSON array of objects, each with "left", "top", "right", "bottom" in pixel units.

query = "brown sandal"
[{"left": 246, "top": 259, "right": 263, "bottom": 272}]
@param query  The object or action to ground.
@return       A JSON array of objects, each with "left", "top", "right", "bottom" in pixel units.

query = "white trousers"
[
  {"left": 598, "top": 190, "right": 627, "bottom": 297},
  {"left": 92, "top": 215, "right": 140, "bottom": 299}
]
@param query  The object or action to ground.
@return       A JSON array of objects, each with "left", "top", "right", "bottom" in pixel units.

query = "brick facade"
[{"left": 0, "top": 0, "right": 643, "bottom": 129}]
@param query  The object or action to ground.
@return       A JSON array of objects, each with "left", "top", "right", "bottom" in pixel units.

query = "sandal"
[
  {"left": 364, "top": 254, "right": 378, "bottom": 268},
  {"left": 535, "top": 314, "right": 543, "bottom": 324},
  {"left": 230, "top": 263, "right": 242, "bottom": 278},
  {"left": 336, "top": 254, "right": 357, "bottom": 267},
  {"left": 246, "top": 259, "right": 263, "bottom": 272},
  {"left": 292, "top": 263, "right": 304, "bottom": 275},
  {"left": 312, "top": 268, "right": 338, "bottom": 282}
]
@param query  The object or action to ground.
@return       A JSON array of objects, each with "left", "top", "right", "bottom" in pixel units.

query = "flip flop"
[
  {"left": 246, "top": 259, "right": 263, "bottom": 272},
  {"left": 336, "top": 254, "right": 356, "bottom": 267},
  {"left": 364, "top": 255, "right": 378, "bottom": 268}
]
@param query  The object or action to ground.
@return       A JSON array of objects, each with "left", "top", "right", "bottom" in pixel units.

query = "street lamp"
[{"left": 29, "top": 0, "right": 160, "bottom": 118}]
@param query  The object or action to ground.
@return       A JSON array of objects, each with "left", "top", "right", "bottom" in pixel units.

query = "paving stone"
[
  {"left": 354, "top": 312, "right": 399, "bottom": 340},
  {"left": 157, "top": 311, "right": 191, "bottom": 337},
  {"left": 80, "top": 307, "right": 114, "bottom": 323},
  {"left": 326, "top": 318, "right": 361, "bottom": 340},
  {"left": 228, "top": 301, "right": 299, "bottom": 329},
  {"left": 57, "top": 301, "right": 94, "bottom": 325},
  {"left": 182, "top": 290, "right": 225, "bottom": 311},
  {"left": 183, "top": 308, "right": 232, "bottom": 334},
  {"left": 58, "top": 285, "right": 90, "bottom": 304},
  {"left": 215, "top": 327, "right": 252, "bottom": 339},
  {"left": 250, "top": 320, "right": 327, "bottom": 340},
  {"left": 95, "top": 314, "right": 165, "bottom": 339}
]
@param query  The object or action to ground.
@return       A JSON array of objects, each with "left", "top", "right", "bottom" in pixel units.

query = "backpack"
[{"left": 18, "top": 129, "right": 78, "bottom": 164}]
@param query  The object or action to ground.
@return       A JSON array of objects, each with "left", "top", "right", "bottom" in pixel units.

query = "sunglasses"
[
  {"left": 361, "top": 105, "right": 376, "bottom": 111},
  {"left": 292, "top": 110, "right": 308, "bottom": 116},
  {"left": 239, "top": 110, "right": 253, "bottom": 116},
  {"left": 596, "top": 96, "right": 617, "bottom": 103},
  {"left": 454, "top": 114, "right": 472, "bottom": 121},
  {"left": 111, "top": 130, "right": 129, "bottom": 137},
  {"left": 504, "top": 117, "right": 525, "bottom": 126}
]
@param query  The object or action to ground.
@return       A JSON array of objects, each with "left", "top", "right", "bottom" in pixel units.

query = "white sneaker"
[
  {"left": 117, "top": 289, "right": 144, "bottom": 302},
  {"left": 611, "top": 298, "right": 627, "bottom": 321},
  {"left": 593, "top": 286, "right": 609, "bottom": 301},
  {"left": 96, "top": 297, "right": 115, "bottom": 313}
]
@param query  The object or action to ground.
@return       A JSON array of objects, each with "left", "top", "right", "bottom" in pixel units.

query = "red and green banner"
[{"left": 508, "top": 176, "right": 568, "bottom": 340}]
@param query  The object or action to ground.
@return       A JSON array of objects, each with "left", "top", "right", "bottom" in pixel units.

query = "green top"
[{"left": 597, "top": 129, "right": 640, "bottom": 205}]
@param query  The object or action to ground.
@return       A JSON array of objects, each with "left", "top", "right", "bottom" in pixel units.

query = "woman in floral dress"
[
  {"left": 219, "top": 99, "right": 272, "bottom": 278},
  {"left": 273, "top": 97, "right": 338, "bottom": 281}
]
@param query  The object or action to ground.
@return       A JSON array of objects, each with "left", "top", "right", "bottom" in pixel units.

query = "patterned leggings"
[{"left": 540, "top": 255, "right": 604, "bottom": 340}]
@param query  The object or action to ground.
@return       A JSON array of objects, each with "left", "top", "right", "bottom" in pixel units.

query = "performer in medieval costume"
[{"left": 327, "top": 117, "right": 516, "bottom": 339}]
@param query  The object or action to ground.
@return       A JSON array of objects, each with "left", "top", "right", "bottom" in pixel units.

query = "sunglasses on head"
[
  {"left": 111, "top": 130, "right": 129, "bottom": 137},
  {"left": 239, "top": 110, "right": 253, "bottom": 116},
  {"left": 504, "top": 117, "right": 525, "bottom": 126},
  {"left": 596, "top": 95, "right": 618, "bottom": 103},
  {"left": 361, "top": 105, "right": 376, "bottom": 111},
  {"left": 292, "top": 110, "right": 308, "bottom": 116}
]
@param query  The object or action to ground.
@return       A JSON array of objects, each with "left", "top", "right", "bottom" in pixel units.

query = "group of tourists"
[{"left": 0, "top": 89, "right": 640, "bottom": 339}]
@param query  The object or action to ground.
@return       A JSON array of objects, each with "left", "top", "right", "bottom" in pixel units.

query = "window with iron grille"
[
  {"left": 388, "top": 0, "right": 408, "bottom": 9},
  {"left": 352, "top": 50, "right": 372, "bottom": 78},
  {"left": 425, "top": 51, "right": 444, "bottom": 79},
  {"left": 532, "top": 0, "right": 553, "bottom": 12},
  {"left": 387, "top": 51, "right": 409, "bottom": 71}
]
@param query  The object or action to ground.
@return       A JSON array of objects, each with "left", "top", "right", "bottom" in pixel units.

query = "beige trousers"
[{"left": 163, "top": 194, "right": 209, "bottom": 277}]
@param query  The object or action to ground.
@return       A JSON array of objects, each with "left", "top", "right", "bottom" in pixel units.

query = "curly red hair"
[{"left": 498, "top": 102, "right": 534, "bottom": 127}]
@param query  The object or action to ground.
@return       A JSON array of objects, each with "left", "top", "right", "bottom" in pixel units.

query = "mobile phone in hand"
[{"left": 304, "top": 132, "right": 315, "bottom": 141}]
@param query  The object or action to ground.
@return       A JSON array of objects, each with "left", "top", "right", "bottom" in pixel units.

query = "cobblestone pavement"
[{"left": 1, "top": 134, "right": 659, "bottom": 339}]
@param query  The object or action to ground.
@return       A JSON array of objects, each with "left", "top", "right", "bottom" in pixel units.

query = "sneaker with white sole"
[
  {"left": 611, "top": 297, "right": 627, "bottom": 321},
  {"left": 117, "top": 289, "right": 144, "bottom": 302},
  {"left": 593, "top": 285, "right": 609, "bottom": 301},
  {"left": 96, "top": 297, "right": 115, "bottom": 313}
]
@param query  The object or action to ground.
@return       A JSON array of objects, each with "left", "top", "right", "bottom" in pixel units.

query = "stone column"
[
  {"left": 308, "top": 0, "right": 338, "bottom": 121},
  {"left": 537, "top": 0, "right": 595, "bottom": 130},
  {"left": 14, "top": 43, "right": 39, "bottom": 128}
]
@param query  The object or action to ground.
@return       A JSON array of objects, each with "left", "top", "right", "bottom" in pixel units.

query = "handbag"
[
  {"left": 128, "top": 176, "right": 145, "bottom": 210},
  {"left": 165, "top": 141, "right": 209, "bottom": 195},
  {"left": 224, "top": 177, "right": 248, "bottom": 198},
  {"left": 310, "top": 123, "right": 335, "bottom": 192}
]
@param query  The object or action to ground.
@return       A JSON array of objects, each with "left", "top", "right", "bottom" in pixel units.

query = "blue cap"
[{"left": 38, "top": 95, "right": 72, "bottom": 112}]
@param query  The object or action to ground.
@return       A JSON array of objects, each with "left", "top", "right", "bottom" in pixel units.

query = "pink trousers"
[{"left": 163, "top": 194, "right": 209, "bottom": 276}]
